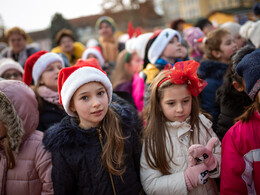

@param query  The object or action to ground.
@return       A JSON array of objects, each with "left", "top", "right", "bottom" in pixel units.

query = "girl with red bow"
[{"left": 141, "top": 60, "right": 221, "bottom": 194}]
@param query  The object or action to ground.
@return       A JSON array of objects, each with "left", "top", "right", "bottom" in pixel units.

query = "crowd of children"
[{"left": 0, "top": 9, "right": 260, "bottom": 194}]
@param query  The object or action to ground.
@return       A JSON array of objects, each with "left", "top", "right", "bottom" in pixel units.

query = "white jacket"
[{"left": 140, "top": 114, "right": 221, "bottom": 195}]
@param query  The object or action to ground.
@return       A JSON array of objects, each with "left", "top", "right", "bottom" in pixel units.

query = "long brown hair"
[
  {"left": 111, "top": 50, "right": 133, "bottom": 89},
  {"left": 235, "top": 94, "right": 260, "bottom": 123},
  {"left": 101, "top": 107, "right": 126, "bottom": 176},
  {"left": 0, "top": 91, "right": 24, "bottom": 169},
  {"left": 143, "top": 70, "right": 208, "bottom": 175}
]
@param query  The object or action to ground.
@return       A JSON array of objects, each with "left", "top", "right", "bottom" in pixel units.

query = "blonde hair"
[
  {"left": 111, "top": 50, "right": 133, "bottom": 89},
  {"left": 142, "top": 70, "right": 209, "bottom": 174},
  {"left": 0, "top": 91, "right": 24, "bottom": 169}
]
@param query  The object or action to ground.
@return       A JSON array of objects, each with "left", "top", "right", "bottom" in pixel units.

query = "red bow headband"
[{"left": 157, "top": 60, "right": 207, "bottom": 97}]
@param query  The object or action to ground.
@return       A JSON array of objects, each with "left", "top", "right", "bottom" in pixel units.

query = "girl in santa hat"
[
  {"left": 23, "top": 50, "right": 67, "bottom": 132},
  {"left": 43, "top": 58, "right": 143, "bottom": 194}
]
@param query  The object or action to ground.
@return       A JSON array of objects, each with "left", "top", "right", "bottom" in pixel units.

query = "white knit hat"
[
  {"left": 32, "top": 53, "right": 64, "bottom": 84},
  {"left": 0, "top": 58, "right": 24, "bottom": 77},
  {"left": 58, "top": 58, "right": 112, "bottom": 116},
  {"left": 148, "top": 28, "right": 181, "bottom": 64},
  {"left": 82, "top": 46, "right": 105, "bottom": 67},
  {"left": 240, "top": 20, "right": 260, "bottom": 48},
  {"left": 221, "top": 22, "right": 241, "bottom": 38}
]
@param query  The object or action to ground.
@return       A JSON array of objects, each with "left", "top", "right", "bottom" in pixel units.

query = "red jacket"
[{"left": 221, "top": 110, "right": 260, "bottom": 195}]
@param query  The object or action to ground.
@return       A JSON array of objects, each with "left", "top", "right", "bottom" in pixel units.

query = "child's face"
[
  {"left": 219, "top": 34, "right": 238, "bottom": 64},
  {"left": 197, "top": 42, "right": 204, "bottom": 53},
  {"left": 160, "top": 84, "right": 192, "bottom": 122},
  {"left": 126, "top": 53, "right": 143, "bottom": 75},
  {"left": 179, "top": 45, "right": 188, "bottom": 60},
  {"left": 99, "top": 22, "right": 114, "bottom": 38},
  {"left": 70, "top": 82, "right": 109, "bottom": 129},
  {"left": 234, "top": 34, "right": 246, "bottom": 49},
  {"left": 60, "top": 36, "right": 74, "bottom": 54},
  {"left": 2, "top": 69, "right": 22, "bottom": 81},
  {"left": 40, "top": 62, "right": 63, "bottom": 92},
  {"left": 161, "top": 36, "right": 182, "bottom": 60}
]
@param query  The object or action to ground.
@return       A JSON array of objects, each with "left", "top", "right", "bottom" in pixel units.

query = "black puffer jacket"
[
  {"left": 43, "top": 102, "right": 142, "bottom": 195},
  {"left": 37, "top": 99, "right": 67, "bottom": 132}
]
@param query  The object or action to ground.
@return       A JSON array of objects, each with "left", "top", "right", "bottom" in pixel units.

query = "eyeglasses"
[{"left": 2, "top": 72, "right": 22, "bottom": 79}]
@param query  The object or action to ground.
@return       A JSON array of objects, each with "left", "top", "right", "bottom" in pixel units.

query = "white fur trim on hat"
[
  {"left": 135, "top": 33, "right": 153, "bottom": 59},
  {"left": 32, "top": 53, "right": 64, "bottom": 84},
  {"left": 0, "top": 59, "right": 24, "bottom": 76},
  {"left": 148, "top": 28, "right": 181, "bottom": 64},
  {"left": 61, "top": 67, "right": 112, "bottom": 116},
  {"left": 82, "top": 48, "right": 104, "bottom": 67}
]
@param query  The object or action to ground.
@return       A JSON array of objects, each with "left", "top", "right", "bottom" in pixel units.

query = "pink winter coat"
[
  {"left": 221, "top": 110, "right": 260, "bottom": 195},
  {"left": 0, "top": 80, "right": 53, "bottom": 195}
]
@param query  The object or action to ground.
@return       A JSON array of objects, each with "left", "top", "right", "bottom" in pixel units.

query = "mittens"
[
  {"left": 184, "top": 162, "right": 209, "bottom": 191},
  {"left": 188, "top": 137, "right": 219, "bottom": 171}
]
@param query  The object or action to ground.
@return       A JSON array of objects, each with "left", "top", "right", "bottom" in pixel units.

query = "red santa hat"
[
  {"left": 23, "top": 51, "right": 64, "bottom": 85},
  {"left": 58, "top": 58, "right": 112, "bottom": 116},
  {"left": 148, "top": 28, "right": 181, "bottom": 64},
  {"left": 23, "top": 50, "right": 47, "bottom": 85},
  {"left": 82, "top": 46, "right": 104, "bottom": 67}
]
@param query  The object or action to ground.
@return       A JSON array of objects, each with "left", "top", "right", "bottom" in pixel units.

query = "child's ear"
[
  {"left": 232, "top": 81, "right": 245, "bottom": 92},
  {"left": 212, "top": 50, "right": 221, "bottom": 59},
  {"left": 70, "top": 101, "right": 76, "bottom": 112}
]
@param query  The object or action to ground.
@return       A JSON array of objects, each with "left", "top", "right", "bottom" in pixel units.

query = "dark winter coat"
[
  {"left": 37, "top": 99, "right": 67, "bottom": 132},
  {"left": 43, "top": 102, "right": 143, "bottom": 195},
  {"left": 216, "top": 82, "right": 252, "bottom": 141},
  {"left": 197, "top": 60, "right": 228, "bottom": 130}
]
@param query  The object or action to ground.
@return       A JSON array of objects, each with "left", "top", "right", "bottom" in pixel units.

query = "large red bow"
[{"left": 163, "top": 60, "right": 207, "bottom": 97}]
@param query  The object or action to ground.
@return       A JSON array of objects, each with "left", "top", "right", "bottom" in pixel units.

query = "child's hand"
[
  {"left": 184, "top": 163, "right": 209, "bottom": 191},
  {"left": 188, "top": 137, "right": 219, "bottom": 171}
]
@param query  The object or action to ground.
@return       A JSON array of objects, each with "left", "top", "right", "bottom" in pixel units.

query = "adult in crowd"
[{"left": 0, "top": 27, "right": 39, "bottom": 67}]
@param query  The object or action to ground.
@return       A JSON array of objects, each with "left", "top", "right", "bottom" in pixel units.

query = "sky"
[{"left": 1, "top": 0, "right": 104, "bottom": 32}]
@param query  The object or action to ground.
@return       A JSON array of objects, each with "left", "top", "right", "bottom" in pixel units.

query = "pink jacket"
[
  {"left": 221, "top": 110, "right": 260, "bottom": 195},
  {"left": 0, "top": 81, "right": 53, "bottom": 195}
]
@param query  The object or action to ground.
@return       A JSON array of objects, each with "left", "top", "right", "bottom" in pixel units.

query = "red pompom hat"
[{"left": 58, "top": 58, "right": 112, "bottom": 116}]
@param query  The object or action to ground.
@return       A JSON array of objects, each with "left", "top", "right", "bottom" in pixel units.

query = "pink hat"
[
  {"left": 82, "top": 46, "right": 105, "bottom": 67},
  {"left": 184, "top": 27, "right": 205, "bottom": 49},
  {"left": 0, "top": 58, "right": 24, "bottom": 77}
]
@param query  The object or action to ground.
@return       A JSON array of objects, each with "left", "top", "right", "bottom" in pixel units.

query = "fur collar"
[{"left": 43, "top": 102, "right": 136, "bottom": 152}]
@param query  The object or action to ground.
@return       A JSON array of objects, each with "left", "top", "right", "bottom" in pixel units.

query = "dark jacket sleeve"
[{"left": 51, "top": 150, "right": 77, "bottom": 195}]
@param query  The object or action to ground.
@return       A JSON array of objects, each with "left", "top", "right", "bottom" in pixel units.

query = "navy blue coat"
[
  {"left": 197, "top": 60, "right": 228, "bottom": 130},
  {"left": 43, "top": 103, "right": 143, "bottom": 195},
  {"left": 37, "top": 99, "right": 67, "bottom": 132}
]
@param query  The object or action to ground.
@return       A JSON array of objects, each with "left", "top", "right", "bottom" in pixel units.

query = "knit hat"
[
  {"left": 220, "top": 22, "right": 241, "bottom": 38},
  {"left": 235, "top": 48, "right": 260, "bottom": 100},
  {"left": 23, "top": 50, "right": 48, "bottom": 85},
  {"left": 148, "top": 28, "right": 181, "bottom": 64},
  {"left": 240, "top": 20, "right": 260, "bottom": 48},
  {"left": 0, "top": 58, "right": 24, "bottom": 77},
  {"left": 184, "top": 27, "right": 205, "bottom": 50},
  {"left": 82, "top": 46, "right": 105, "bottom": 67},
  {"left": 58, "top": 58, "right": 112, "bottom": 116},
  {"left": 96, "top": 16, "right": 116, "bottom": 32}
]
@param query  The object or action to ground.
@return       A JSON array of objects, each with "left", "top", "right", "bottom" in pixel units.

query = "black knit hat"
[{"left": 235, "top": 48, "right": 260, "bottom": 100}]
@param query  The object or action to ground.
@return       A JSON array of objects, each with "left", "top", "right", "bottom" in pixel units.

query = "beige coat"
[
  {"left": 0, "top": 80, "right": 53, "bottom": 195},
  {"left": 140, "top": 114, "right": 221, "bottom": 195}
]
